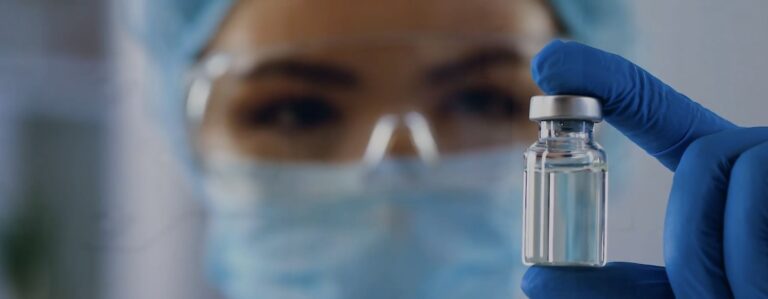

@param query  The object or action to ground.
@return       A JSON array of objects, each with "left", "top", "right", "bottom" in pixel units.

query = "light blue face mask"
[{"left": 203, "top": 148, "right": 527, "bottom": 299}]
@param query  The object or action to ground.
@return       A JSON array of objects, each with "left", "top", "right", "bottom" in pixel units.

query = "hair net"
[
  {"left": 129, "top": 0, "right": 632, "bottom": 163},
  {"left": 548, "top": 0, "right": 632, "bottom": 54},
  {"left": 124, "top": 0, "right": 237, "bottom": 166}
]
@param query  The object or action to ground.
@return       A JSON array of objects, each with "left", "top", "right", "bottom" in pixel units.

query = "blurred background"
[{"left": 0, "top": 0, "right": 766, "bottom": 298}]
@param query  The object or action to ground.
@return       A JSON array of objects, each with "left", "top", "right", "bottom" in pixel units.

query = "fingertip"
[
  {"left": 530, "top": 39, "right": 568, "bottom": 93},
  {"left": 530, "top": 40, "right": 613, "bottom": 97},
  {"left": 533, "top": 39, "right": 567, "bottom": 64}
]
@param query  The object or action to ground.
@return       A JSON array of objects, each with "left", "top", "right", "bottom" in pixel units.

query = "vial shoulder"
[
  {"left": 526, "top": 139, "right": 605, "bottom": 153},
  {"left": 524, "top": 139, "right": 607, "bottom": 169}
]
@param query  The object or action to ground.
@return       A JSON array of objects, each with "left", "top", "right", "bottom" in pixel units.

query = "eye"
[
  {"left": 438, "top": 85, "right": 524, "bottom": 120},
  {"left": 236, "top": 95, "right": 341, "bottom": 132}
]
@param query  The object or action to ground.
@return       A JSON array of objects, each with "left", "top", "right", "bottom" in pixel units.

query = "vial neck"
[{"left": 539, "top": 120, "right": 594, "bottom": 140}]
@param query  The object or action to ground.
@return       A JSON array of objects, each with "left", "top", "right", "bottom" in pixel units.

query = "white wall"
[{"left": 633, "top": 0, "right": 768, "bottom": 126}]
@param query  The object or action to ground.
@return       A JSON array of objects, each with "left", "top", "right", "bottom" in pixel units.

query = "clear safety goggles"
[{"left": 185, "top": 34, "right": 547, "bottom": 165}]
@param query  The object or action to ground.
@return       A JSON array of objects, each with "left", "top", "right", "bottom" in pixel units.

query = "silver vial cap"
[{"left": 529, "top": 95, "right": 603, "bottom": 122}]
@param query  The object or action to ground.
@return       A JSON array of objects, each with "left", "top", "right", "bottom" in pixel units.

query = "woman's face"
[{"left": 198, "top": 0, "right": 558, "bottom": 163}]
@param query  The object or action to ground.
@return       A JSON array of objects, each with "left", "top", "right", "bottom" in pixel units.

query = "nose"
[
  {"left": 362, "top": 112, "right": 439, "bottom": 167},
  {"left": 388, "top": 124, "right": 418, "bottom": 156}
]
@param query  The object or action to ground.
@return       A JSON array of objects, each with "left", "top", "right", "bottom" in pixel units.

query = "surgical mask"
[{"left": 203, "top": 147, "right": 527, "bottom": 299}]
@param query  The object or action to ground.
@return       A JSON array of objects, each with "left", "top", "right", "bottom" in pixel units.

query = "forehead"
[{"left": 209, "top": 0, "right": 557, "bottom": 53}]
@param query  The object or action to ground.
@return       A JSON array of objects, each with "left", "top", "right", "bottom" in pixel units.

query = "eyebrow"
[
  {"left": 425, "top": 47, "right": 524, "bottom": 86},
  {"left": 242, "top": 58, "right": 360, "bottom": 88}
]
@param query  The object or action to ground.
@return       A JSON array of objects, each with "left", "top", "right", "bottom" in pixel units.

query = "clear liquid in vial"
[{"left": 523, "top": 164, "right": 606, "bottom": 267}]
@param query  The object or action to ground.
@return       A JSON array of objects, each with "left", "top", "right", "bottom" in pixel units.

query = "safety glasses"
[{"left": 185, "top": 34, "right": 548, "bottom": 165}]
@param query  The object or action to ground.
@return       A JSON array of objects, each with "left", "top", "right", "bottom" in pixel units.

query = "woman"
[{"left": 139, "top": 0, "right": 768, "bottom": 298}]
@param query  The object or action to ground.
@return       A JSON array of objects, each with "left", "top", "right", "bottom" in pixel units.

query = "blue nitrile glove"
[{"left": 522, "top": 40, "right": 768, "bottom": 299}]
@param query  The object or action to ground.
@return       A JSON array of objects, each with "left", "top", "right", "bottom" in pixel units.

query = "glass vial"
[{"left": 523, "top": 95, "right": 607, "bottom": 267}]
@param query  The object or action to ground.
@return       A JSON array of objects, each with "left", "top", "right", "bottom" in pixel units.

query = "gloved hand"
[{"left": 522, "top": 40, "right": 768, "bottom": 299}]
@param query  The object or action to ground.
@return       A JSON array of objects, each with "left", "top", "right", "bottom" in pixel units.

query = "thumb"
[{"left": 522, "top": 262, "right": 674, "bottom": 299}]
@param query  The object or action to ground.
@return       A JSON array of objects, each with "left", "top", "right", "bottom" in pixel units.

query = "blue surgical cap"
[
  {"left": 126, "top": 0, "right": 237, "bottom": 163},
  {"left": 548, "top": 0, "right": 632, "bottom": 54},
  {"left": 130, "top": 0, "right": 631, "bottom": 161}
]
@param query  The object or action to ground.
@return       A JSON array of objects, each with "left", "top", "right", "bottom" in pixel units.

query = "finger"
[
  {"left": 521, "top": 262, "right": 673, "bottom": 299},
  {"left": 531, "top": 40, "right": 737, "bottom": 170},
  {"left": 724, "top": 138, "right": 768, "bottom": 298},
  {"left": 664, "top": 127, "right": 768, "bottom": 298}
]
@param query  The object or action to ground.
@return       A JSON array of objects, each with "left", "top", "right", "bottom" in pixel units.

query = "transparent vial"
[{"left": 523, "top": 96, "right": 607, "bottom": 267}]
